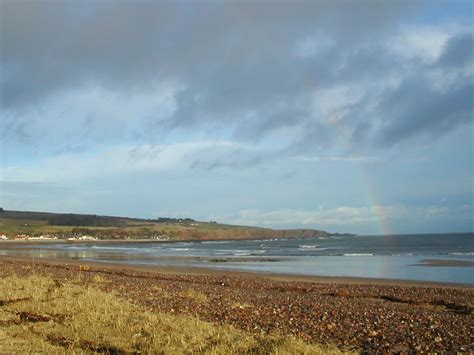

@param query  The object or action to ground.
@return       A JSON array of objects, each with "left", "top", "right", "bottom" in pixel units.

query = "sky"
[{"left": 0, "top": 0, "right": 473, "bottom": 235}]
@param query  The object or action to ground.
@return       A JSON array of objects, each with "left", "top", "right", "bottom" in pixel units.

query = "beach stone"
[
  {"left": 368, "top": 330, "right": 378, "bottom": 337},
  {"left": 0, "top": 258, "right": 472, "bottom": 354}
]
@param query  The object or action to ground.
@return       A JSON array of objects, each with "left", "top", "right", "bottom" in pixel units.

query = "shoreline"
[
  {"left": 1, "top": 239, "right": 473, "bottom": 287},
  {"left": 0, "top": 235, "right": 323, "bottom": 246},
  {"left": 1, "top": 254, "right": 472, "bottom": 289}
]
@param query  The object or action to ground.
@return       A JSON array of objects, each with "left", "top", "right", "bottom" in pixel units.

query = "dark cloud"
[
  {"left": 374, "top": 31, "right": 474, "bottom": 146},
  {"left": 0, "top": 1, "right": 409, "bottom": 104},
  {"left": 0, "top": 0, "right": 472, "bottom": 155},
  {"left": 378, "top": 79, "right": 473, "bottom": 146},
  {"left": 437, "top": 32, "right": 474, "bottom": 68}
]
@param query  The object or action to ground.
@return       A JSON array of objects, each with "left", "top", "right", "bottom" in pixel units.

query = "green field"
[{"left": 0, "top": 209, "right": 332, "bottom": 241}]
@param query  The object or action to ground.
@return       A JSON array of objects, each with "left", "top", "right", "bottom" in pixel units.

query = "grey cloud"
[
  {"left": 1, "top": 0, "right": 470, "bottom": 156},
  {"left": 0, "top": 0, "right": 410, "bottom": 105},
  {"left": 310, "top": 30, "right": 474, "bottom": 151},
  {"left": 380, "top": 80, "right": 473, "bottom": 146},
  {"left": 437, "top": 32, "right": 474, "bottom": 68},
  {"left": 190, "top": 155, "right": 264, "bottom": 171},
  {"left": 374, "top": 31, "right": 474, "bottom": 146}
]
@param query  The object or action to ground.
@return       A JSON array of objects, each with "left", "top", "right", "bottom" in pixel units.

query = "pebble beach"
[{"left": 0, "top": 257, "right": 472, "bottom": 353}]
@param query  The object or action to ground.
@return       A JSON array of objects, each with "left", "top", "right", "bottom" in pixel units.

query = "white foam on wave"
[
  {"left": 246, "top": 239, "right": 274, "bottom": 243},
  {"left": 343, "top": 253, "right": 374, "bottom": 256},
  {"left": 448, "top": 252, "right": 474, "bottom": 256},
  {"left": 250, "top": 251, "right": 267, "bottom": 255},
  {"left": 91, "top": 245, "right": 121, "bottom": 250},
  {"left": 298, "top": 245, "right": 330, "bottom": 252},
  {"left": 298, "top": 245, "right": 319, "bottom": 249},
  {"left": 214, "top": 249, "right": 249, "bottom": 253}
]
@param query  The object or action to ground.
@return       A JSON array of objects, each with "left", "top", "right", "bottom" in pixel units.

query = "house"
[
  {"left": 14, "top": 234, "right": 30, "bottom": 240},
  {"left": 28, "top": 235, "right": 57, "bottom": 240},
  {"left": 79, "top": 235, "right": 97, "bottom": 241}
]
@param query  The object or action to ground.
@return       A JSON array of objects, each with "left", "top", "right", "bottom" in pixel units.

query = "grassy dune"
[{"left": 0, "top": 275, "right": 341, "bottom": 354}]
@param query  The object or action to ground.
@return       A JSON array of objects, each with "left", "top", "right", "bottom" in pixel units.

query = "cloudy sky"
[{"left": 1, "top": 0, "right": 473, "bottom": 235}]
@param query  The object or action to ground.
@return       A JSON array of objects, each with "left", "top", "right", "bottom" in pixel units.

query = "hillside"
[{"left": 0, "top": 209, "right": 346, "bottom": 241}]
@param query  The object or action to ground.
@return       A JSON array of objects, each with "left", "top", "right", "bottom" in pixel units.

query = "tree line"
[{"left": 48, "top": 214, "right": 126, "bottom": 227}]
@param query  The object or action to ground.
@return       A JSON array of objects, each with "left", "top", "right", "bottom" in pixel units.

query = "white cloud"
[
  {"left": 0, "top": 140, "right": 252, "bottom": 183},
  {"left": 226, "top": 205, "right": 408, "bottom": 228},
  {"left": 389, "top": 25, "right": 453, "bottom": 63},
  {"left": 294, "top": 155, "right": 378, "bottom": 163},
  {"left": 293, "top": 33, "right": 335, "bottom": 59},
  {"left": 424, "top": 206, "right": 449, "bottom": 217},
  {"left": 222, "top": 204, "right": 469, "bottom": 230},
  {"left": 2, "top": 83, "right": 180, "bottom": 150}
]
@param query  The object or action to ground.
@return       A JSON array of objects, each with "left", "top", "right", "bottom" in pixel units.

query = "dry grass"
[
  {"left": 0, "top": 275, "right": 342, "bottom": 354},
  {"left": 181, "top": 288, "right": 209, "bottom": 303},
  {"left": 90, "top": 274, "right": 108, "bottom": 284},
  {"left": 151, "top": 285, "right": 171, "bottom": 298}
]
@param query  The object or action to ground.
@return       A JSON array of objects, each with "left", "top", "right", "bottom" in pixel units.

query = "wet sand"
[
  {"left": 1, "top": 254, "right": 472, "bottom": 288},
  {"left": 0, "top": 256, "right": 472, "bottom": 353},
  {"left": 413, "top": 259, "right": 474, "bottom": 267},
  {"left": 2, "top": 240, "right": 473, "bottom": 286}
]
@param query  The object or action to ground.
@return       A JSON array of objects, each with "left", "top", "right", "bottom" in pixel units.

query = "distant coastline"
[{"left": 0, "top": 208, "right": 354, "bottom": 242}]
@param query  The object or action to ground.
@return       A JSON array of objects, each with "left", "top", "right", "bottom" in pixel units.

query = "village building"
[{"left": 78, "top": 235, "right": 97, "bottom": 241}]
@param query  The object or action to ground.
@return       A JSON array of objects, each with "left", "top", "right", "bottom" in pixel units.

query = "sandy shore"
[{"left": 1, "top": 256, "right": 472, "bottom": 353}]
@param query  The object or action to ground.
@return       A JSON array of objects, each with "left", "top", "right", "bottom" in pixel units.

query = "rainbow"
[
  {"left": 328, "top": 112, "right": 393, "bottom": 236},
  {"left": 231, "top": 5, "right": 393, "bottom": 235}
]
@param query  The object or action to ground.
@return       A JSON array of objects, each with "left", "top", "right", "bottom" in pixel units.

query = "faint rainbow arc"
[
  {"left": 328, "top": 113, "right": 393, "bottom": 236},
  {"left": 230, "top": 4, "right": 393, "bottom": 236}
]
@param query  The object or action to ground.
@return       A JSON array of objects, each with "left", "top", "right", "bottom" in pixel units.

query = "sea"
[{"left": 2, "top": 233, "right": 473, "bottom": 284}]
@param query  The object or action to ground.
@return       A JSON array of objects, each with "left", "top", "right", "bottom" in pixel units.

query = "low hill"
[{"left": 0, "top": 209, "right": 350, "bottom": 241}]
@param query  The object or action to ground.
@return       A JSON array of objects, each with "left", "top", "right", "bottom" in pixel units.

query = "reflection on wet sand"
[
  {"left": 413, "top": 259, "right": 474, "bottom": 267},
  {"left": 0, "top": 248, "right": 283, "bottom": 264}
]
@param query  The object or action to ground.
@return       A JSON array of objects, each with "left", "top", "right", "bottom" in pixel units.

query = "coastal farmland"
[{"left": 0, "top": 209, "right": 335, "bottom": 242}]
